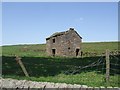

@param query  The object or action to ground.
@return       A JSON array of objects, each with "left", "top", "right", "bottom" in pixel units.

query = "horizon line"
[{"left": 1, "top": 40, "right": 119, "bottom": 46}]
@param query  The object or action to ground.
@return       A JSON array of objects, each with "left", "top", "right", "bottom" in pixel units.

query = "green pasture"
[{"left": 1, "top": 41, "right": 120, "bottom": 87}]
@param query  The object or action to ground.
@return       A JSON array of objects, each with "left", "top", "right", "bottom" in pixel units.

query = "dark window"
[
  {"left": 68, "top": 47, "right": 70, "bottom": 49},
  {"left": 52, "top": 49, "right": 56, "bottom": 56},
  {"left": 53, "top": 39, "right": 55, "bottom": 43},
  {"left": 76, "top": 49, "right": 79, "bottom": 56}
]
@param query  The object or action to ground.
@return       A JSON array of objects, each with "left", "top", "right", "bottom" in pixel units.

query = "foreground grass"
[
  {"left": 3, "top": 71, "right": 119, "bottom": 87},
  {"left": 2, "top": 41, "right": 120, "bottom": 87},
  {"left": 2, "top": 55, "right": 120, "bottom": 87}
]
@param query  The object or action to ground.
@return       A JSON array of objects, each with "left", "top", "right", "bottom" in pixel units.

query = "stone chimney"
[{"left": 69, "top": 27, "right": 74, "bottom": 30}]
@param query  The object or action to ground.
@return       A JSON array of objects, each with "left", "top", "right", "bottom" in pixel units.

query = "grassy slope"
[
  {"left": 2, "top": 44, "right": 46, "bottom": 57},
  {"left": 82, "top": 42, "right": 119, "bottom": 54},
  {"left": 2, "top": 42, "right": 119, "bottom": 57},
  {"left": 2, "top": 42, "right": 120, "bottom": 87}
]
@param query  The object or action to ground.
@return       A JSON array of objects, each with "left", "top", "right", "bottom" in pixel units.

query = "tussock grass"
[{"left": 2, "top": 41, "right": 120, "bottom": 87}]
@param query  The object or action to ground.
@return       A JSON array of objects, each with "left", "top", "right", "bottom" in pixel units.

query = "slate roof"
[{"left": 46, "top": 28, "right": 82, "bottom": 40}]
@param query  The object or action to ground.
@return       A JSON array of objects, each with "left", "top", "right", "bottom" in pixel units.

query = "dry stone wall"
[
  {"left": 0, "top": 78, "right": 119, "bottom": 90},
  {"left": 1, "top": 78, "right": 88, "bottom": 89}
]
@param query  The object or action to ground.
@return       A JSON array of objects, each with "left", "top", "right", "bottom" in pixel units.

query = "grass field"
[
  {"left": 2, "top": 41, "right": 120, "bottom": 87},
  {"left": 2, "top": 42, "right": 119, "bottom": 57}
]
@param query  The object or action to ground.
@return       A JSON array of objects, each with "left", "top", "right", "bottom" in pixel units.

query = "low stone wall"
[
  {"left": 0, "top": 78, "right": 119, "bottom": 90},
  {"left": 0, "top": 78, "right": 88, "bottom": 88}
]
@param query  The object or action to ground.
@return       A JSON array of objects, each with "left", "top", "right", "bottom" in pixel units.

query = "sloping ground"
[
  {"left": 2, "top": 42, "right": 119, "bottom": 57},
  {"left": 1, "top": 78, "right": 88, "bottom": 88}
]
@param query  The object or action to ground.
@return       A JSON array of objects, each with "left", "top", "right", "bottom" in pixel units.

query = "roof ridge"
[{"left": 46, "top": 28, "right": 82, "bottom": 40}]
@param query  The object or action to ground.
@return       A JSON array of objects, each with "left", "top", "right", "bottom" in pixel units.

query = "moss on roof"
[{"left": 46, "top": 31, "right": 65, "bottom": 40}]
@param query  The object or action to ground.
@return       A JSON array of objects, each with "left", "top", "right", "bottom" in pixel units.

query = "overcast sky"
[{"left": 2, "top": 2, "right": 118, "bottom": 45}]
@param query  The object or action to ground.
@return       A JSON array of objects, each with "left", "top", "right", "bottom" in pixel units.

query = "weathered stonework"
[
  {"left": 1, "top": 78, "right": 88, "bottom": 88},
  {"left": 46, "top": 28, "right": 82, "bottom": 57}
]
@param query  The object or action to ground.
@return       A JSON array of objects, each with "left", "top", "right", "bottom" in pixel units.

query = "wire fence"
[
  {"left": 2, "top": 49, "right": 120, "bottom": 87},
  {"left": 66, "top": 51, "right": 120, "bottom": 76},
  {"left": 64, "top": 56, "right": 106, "bottom": 75}
]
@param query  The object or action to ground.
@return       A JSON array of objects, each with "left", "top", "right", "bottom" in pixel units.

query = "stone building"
[{"left": 46, "top": 28, "right": 82, "bottom": 57}]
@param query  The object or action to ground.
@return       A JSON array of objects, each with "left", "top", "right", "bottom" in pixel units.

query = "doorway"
[
  {"left": 52, "top": 49, "right": 56, "bottom": 56},
  {"left": 76, "top": 49, "right": 79, "bottom": 56}
]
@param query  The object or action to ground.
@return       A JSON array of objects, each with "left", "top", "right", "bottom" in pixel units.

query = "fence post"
[
  {"left": 105, "top": 49, "right": 110, "bottom": 83},
  {"left": 15, "top": 55, "right": 29, "bottom": 77}
]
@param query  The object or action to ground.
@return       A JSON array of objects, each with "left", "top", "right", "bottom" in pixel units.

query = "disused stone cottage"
[{"left": 46, "top": 28, "right": 82, "bottom": 57}]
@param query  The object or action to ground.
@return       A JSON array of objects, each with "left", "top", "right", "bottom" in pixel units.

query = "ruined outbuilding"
[{"left": 46, "top": 28, "right": 82, "bottom": 57}]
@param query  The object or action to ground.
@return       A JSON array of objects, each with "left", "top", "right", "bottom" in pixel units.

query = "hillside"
[{"left": 2, "top": 41, "right": 119, "bottom": 57}]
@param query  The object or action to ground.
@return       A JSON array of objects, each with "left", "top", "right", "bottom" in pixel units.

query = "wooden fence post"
[
  {"left": 15, "top": 55, "right": 29, "bottom": 77},
  {"left": 105, "top": 49, "right": 110, "bottom": 83}
]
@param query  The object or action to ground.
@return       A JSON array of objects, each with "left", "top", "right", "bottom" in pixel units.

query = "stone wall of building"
[{"left": 46, "top": 29, "right": 82, "bottom": 57}]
